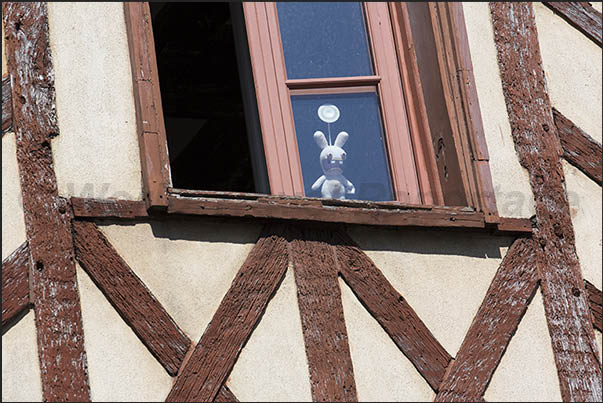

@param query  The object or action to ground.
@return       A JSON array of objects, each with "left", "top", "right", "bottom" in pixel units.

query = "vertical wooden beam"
[
  {"left": 334, "top": 231, "right": 451, "bottom": 392},
  {"left": 123, "top": 2, "right": 171, "bottom": 209},
  {"left": 435, "top": 238, "right": 540, "bottom": 401},
  {"left": 490, "top": 3, "right": 602, "bottom": 401},
  {"left": 166, "top": 224, "right": 289, "bottom": 402},
  {"left": 2, "top": 242, "right": 31, "bottom": 328},
  {"left": 2, "top": 74, "right": 12, "bottom": 134},
  {"left": 289, "top": 225, "right": 358, "bottom": 402},
  {"left": 3, "top": 3, "right": 91, "bottom": 400}
]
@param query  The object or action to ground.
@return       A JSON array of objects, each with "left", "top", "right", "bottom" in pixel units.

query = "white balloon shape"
[{"left": 317, "top": 104, "right": 340, "bottom": 123}]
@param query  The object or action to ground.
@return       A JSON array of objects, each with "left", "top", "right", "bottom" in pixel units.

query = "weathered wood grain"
[
  {"left": 2, "top": 242, "right": 31, "bottom": 328},
  {"left": 72, "top": 220, "right": 191, "bottom": 376},
  {"left": 168, "top": 194, "right": 486, "bottom": 229},
  {"left": 434, "top": 238, "right": 540, "bottom": 401},
  {"left": 124, "top": 2, "right": 171, "bottom": 208},
  {"left": 289, "top": 225, "right": 358, "bottom": 402},
  {"left": 71, "top": 197, "right": 148, "bottom": 219},
  {"left": 166, "top": 224, "right": 289, "bottom": 402},
  {"left": 214, "top": 385, "right": 239, "bottom": 403},
  {"left": 584, "top": 280, "right": 602, "bottom": 332},
  {"left": 334, "top": 230, "right": 451, "bottom": 392},
  {"left": 3, "top": 3, "right": 91, "bottom": 400},
  {"left": 491, "top": 3, "right": 602, "bottom": 401},
  {"left": 543, "top": 2, "right": 602, "bottom": 47},
  {"left": 2, "top": 74, "right": 12, "bottom": 134},
  {"left": 552, "top": 108, "right": 602, "bottom": 186}
]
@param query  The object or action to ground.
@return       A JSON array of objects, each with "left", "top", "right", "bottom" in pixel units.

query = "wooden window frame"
[{"left": 124, "top": 2, "right": 499, "bottom": 225}]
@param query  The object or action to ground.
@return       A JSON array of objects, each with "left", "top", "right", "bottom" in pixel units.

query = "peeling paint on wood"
[
  {"left": 334, "top": 230, "right": 451, "bottom": 392},
  {"left": 552, "top": 108, "right": 603, "bottom": 186},
  {"left": 289, "top": 225, "right": 358, "bottom": 402},
  {"left": 72, "top": 220, "right": 191, "bottom": 376},
  {"left": 584, "top": 280, "right": 602, "bottom": 332},
  {"left": 3, "top": 3, "right": 91, "bottom": 400},
  {"left": 490, "top": 3, "right": 602, "bottom": 401},
  {"left": 543, "top": 2, "right": 602, "bottom": 47},
  {"left": 434, "top": 238, "right": 540, "bottom": 401},
  {"left": 166, "top": 224, "right": 289, "bottom": 402},
  {"left": 71, "top": 197, "right": 148, "bottom": 219},
  {"left": 2, "top": 241, "right": 31, "bottom": 328},
  {"left": 2, "top": 74, "right": 12, "bottom": 134}
]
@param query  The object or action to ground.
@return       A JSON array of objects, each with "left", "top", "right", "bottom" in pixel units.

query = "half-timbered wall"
[{"left": 2, "top": 2, "right": 601, "bottom": 402}]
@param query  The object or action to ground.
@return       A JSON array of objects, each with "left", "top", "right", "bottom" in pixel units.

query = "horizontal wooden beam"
[
  {"left": 543, "top": 2, "right": 602, "bottom": 47},
  {"left": 72, "top": 220, "right": 190, "bottom": 376},
  {"left": 335, "top": 231, "right": 452, "bottom": 392},
  {"left": 552, "top": 108, "right": 602, "bottom": 186},
  {"left": 2, "top": 242, "right": 31, "bottom": 328},
  {"left": 71, "top": 197, "right": 148, "bottom": 219},
  {"left": 584, "top": 280, "right": 602, "bottom": 332},
  {"left": 2, "top": 74, "right": 12, "bottom": 134},
  {"left": 435, "top": 238, "right": 540, "bottom": 401},
  {"left": 167, "top": 194, "right": 486, "bottom": 229},
  {"left": 167, "top": 224, "right": 289, "bottom": 402}
]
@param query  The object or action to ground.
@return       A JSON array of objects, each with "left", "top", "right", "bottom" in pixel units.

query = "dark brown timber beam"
[
  {"left": 543, "top": 2, "right": 602, "bottom": 47},
  {"left": 2, "top": 74, "right": 12, "bottom": 134},
  {"left": 334, "top": 230, "right": 451, "bottom": 392},
  {"left": 584, "top": 280, "right": 602, "bottom": 332},
  {"left": 2, "top": 242, "right": 31, "bottom": 328},
  {"left": 435, "top": 238, "right": 540, "bottom": 401},
  {"left": 552, "top": 108, "right": 603, "bottom": 186},
  {"left": 72, "top": 220, "right": 190, "bottom": 376},
  {"left": 490, "top": 3, "right": 602, "bottom": 401},
  {"left": 3, "top": 3, "right": 91, "bottom": 400},
  {"left": 166, "top": 224, "right": 289, "bottom": 402}
]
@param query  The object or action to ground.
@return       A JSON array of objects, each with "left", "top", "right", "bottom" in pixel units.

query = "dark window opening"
[{"left": 150, "top": 2, "right": 269, "bottom": 193}]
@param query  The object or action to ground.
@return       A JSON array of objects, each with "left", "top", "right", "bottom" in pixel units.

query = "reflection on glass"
[
  {"left": 290, "top": 92, "right": 394, "bottom": 201},
  {"left": 277, "top": 2, "right": 373, "bottom": 79}
]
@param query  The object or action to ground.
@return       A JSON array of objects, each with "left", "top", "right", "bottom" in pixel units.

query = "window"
[{"left": 125, "top": 2, "right": 498, "bottom": 222}]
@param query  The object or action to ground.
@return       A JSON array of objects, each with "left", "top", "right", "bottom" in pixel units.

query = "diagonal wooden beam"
[
  {"left": 434, "top": 238, "right": 540, "bottom": 401},
  {"left": 289, "top": 225, "right": 358, "bottom": 402},
  {"left": 2, "top": 74, "right": 12, "bottom": 134},
  {"left": 2, "top": 242, "right": 31, "bottom": 328},
  {"left": 552, "top": 108, "right": 602, "bottom": 186},
  {"left": 333, "top": 231, "right": 451, "bottom": 392},
  {"left": 3, "top": 3, "right": 91, "bottom": 400},
  {"left": 490, "top": 3, "right": 602, "bottom": 401},
  {"left": 584, "top": 280, "right": 602, "bottom": 332},
  {"left": 166, "top": 224, "right": 289, "bottom": 402},
  {"left": 543, "top": 2, "right": 602, "bottom": 47},
  {"left": 213, "top": 385, "right": 239, "bottom": 403},
  {"left": 72, "top": 220, "right": 191, "bottom": 376}
]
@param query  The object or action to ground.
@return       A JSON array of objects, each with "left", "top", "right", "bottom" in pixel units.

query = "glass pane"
[
  {"left": 277, "top": 2, "right": 374, "bottom": 79},
  {"left": 291, "top": 92, "right": 394, "bottom": 201}
]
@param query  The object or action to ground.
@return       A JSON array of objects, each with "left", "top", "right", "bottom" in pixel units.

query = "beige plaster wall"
[
  {"left": 2, "top": 132, "right": 27, "bottom": 260},
  {"left": 2, "top": 311, "right": 43, "bottom": 402},
  {"left": 534, "top": 2, "right": 602, "bottom": 144},
  {"left": 48, "top": 3, "right": 143, "bottom": 201},
  {"left": 462, "top": 2, "right": 536, "bottom": 219},
  {"left": 227, "top": 266, "right": 312, "bottom": 402},
  {"left": 484, "top": 289, "right": 562, "bottom": 402},
  {"left": 340, "top": 279, "right": 434, "bottom": 402},
  {"left": 348, "top": 226, "right": 512, "bottom": 357},
  {"left": 98, "top": 218, "right": 261, "bottom": 342},
  {"left": 563, "top": 161, "right": 602, "bottom": 290},
  {"left": 77, "top": 265, "right": 173, "bottom": 402}
]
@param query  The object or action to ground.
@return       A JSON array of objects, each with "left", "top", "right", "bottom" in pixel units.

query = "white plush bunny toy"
[{"left": 311, "top": 121, "right": 355, "bottom": 199}]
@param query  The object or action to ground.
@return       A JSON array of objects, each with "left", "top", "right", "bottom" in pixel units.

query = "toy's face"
[{"left": 320, "top": 146, "right": 346, "bottom": 174}]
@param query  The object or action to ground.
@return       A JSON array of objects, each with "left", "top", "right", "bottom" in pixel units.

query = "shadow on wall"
[
  {"left": 347, "top": 226, "right": 511, "bottom": 259},
  {"left": 94, "top": 217, "right": 262, "bottom": 245}
]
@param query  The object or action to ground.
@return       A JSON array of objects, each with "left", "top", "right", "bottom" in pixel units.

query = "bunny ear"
[
  {"left": 334, "top": 131, "right": 349, "bottom": 147},
  {"left": 314, "top": 131, "right": 328, "bottom": 149}
]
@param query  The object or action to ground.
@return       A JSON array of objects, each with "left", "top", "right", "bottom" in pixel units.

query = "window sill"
[{"left": 70, "top": 190, "right": 532, "bottom": 236}]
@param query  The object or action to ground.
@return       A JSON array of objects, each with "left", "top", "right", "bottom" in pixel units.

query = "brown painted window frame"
[{"left": 124, "top": 2, "right": 499, "bottom": 224}]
